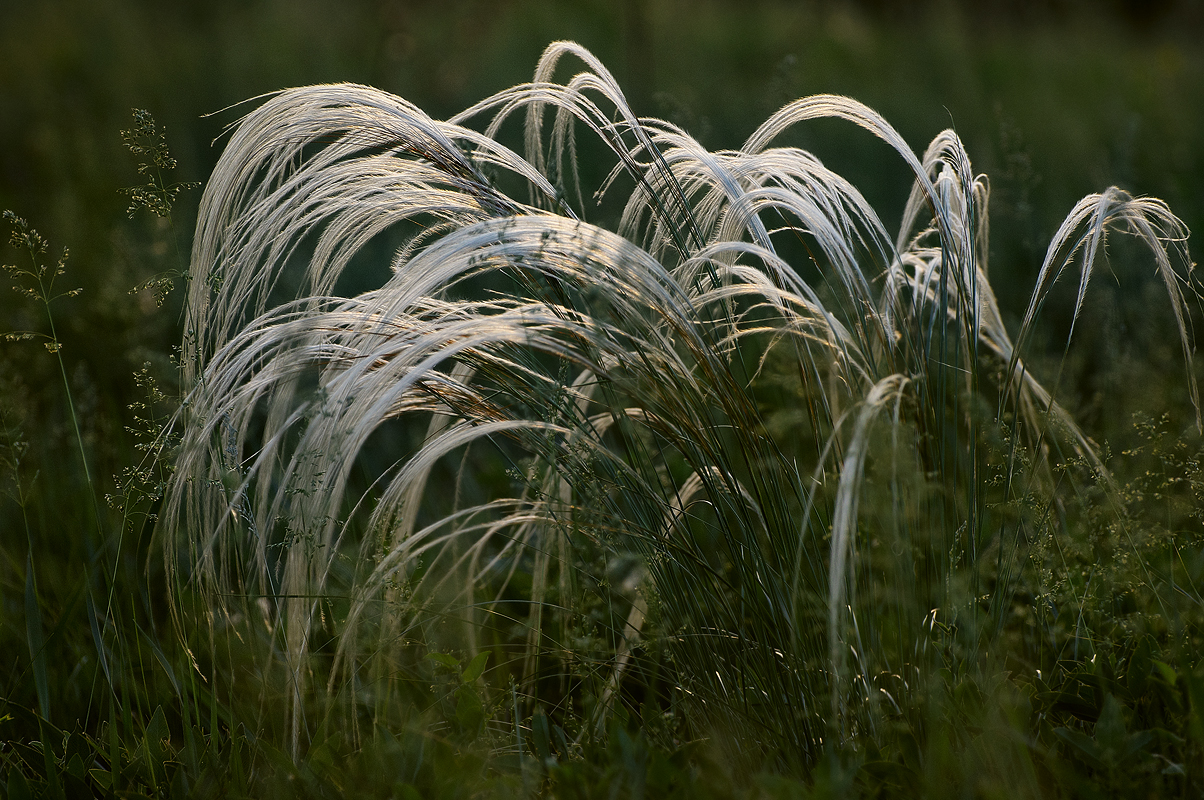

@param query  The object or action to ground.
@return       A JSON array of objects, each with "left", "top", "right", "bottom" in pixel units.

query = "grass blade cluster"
[{"left": 161, "top": 41, "right": 1200, "bottom": 768}]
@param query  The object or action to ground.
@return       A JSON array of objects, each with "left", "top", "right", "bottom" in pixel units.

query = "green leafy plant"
[{"left": 158, "top": 41, "right": 1200, "bottom": 778}]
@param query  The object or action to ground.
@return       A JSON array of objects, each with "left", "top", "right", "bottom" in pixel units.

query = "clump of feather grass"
[{"left": 160, "top": 41, "right": 1199, "bottom": 765}]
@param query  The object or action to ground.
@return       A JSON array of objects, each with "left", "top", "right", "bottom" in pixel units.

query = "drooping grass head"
[{"left": 161, "top": 41, "right": 1199, "bottom": 765}]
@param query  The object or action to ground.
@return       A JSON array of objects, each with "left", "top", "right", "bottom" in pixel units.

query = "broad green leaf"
[
  {"left": 1053, "top": 727, "right": 1101, "bottom": 766},
  {"left": 455, "top": 685, "right": 485, "bottom": 738},
  {"left": 425, "top": 652, "right": 460, "bottom": 671},
  {"left": 461, "top": 651, "right": 489, "bottom": 683},
  {"left": 1152, "top": 660, "right": 1178, "bottom": 687},
  {"left": 5, "top": 768, "right": 33, "bottom": 800},
  {"left": 1094, "top": 695, "right": 1127, "bottom": 752}
]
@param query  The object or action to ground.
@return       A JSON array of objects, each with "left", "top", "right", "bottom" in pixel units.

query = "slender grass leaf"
[{"left": 24, "top": 553, "right": 49, "bottom": 722}]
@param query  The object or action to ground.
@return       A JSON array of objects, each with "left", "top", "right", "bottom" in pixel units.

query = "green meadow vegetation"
[{"left": 4, "top": 3, "right": 1204, "bottom": 798}]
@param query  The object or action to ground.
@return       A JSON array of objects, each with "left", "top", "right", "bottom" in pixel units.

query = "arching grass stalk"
[{"left": 161, "top": 42, "right": 1200, "bottom": 766}]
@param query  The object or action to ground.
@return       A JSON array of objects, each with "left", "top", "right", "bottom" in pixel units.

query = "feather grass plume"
[{"left": 161, "top": 42, "right": 1199, "bottom": 764}]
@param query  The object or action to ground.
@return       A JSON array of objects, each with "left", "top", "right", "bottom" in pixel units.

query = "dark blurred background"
[{"left": 1, "top": 0, "right": 1202, "bottom": 488}]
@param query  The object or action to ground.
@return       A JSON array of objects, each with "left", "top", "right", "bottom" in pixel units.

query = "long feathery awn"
[{"left": 162, "top": 42, "right": 1198, "bottom": 762}]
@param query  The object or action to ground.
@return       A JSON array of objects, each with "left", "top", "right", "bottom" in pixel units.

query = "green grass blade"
[
  {"left": 23, "top": 552, "right": 50, "bottom": 722},
  {"left": 84, "top": 591, "right": 113, "bottom": 691}
]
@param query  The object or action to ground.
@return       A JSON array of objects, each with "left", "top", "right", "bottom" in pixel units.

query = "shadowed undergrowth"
[{"left": 5, "top": 40, "right": 1204, "bottom": 798}]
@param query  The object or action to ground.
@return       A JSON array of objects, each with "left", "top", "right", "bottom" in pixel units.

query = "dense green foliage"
[{"left": 3, "top": 3, "right": 1204, "bottom": 797}]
